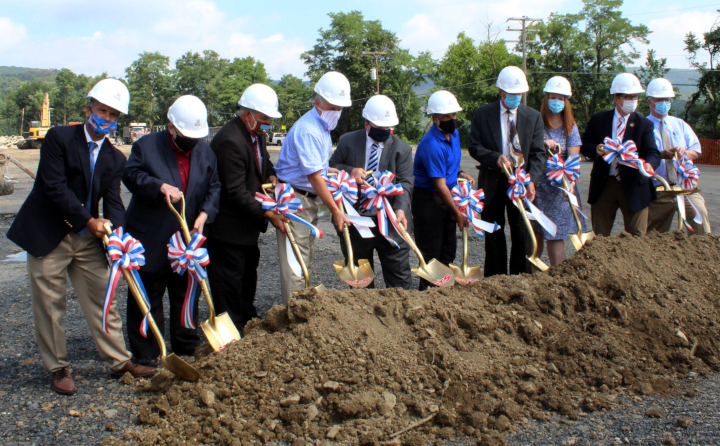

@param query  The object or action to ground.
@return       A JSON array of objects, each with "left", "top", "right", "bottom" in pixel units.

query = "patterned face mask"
[
  {"left": 319, "top": 109, "right": 342, "bottom": 131},
  {"left": 87, "top": 113, "right": 118, "bottom": 135}
]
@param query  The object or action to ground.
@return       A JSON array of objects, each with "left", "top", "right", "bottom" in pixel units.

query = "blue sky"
[{"left": 0, "top": 0, "right": 717, "bottom": 79}]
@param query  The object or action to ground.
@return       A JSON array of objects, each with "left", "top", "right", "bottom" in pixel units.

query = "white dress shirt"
[
  {"left": 83, "top": 124, "right": 102, "bottom": 168},
  {"left": 500, "top": 101, "right": 518, "bottom": 158},
  {"left": 609, "top": 108, "right": 628, "bottom": 177},
  {"left": 646, "top": 113, "right": 701, "bottom": 184},
  {"left": 364, "top": 134, "right": 384, "bottom": 169}
]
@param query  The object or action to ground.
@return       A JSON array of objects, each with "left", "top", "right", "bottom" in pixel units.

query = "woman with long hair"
[{"left": 532, "top": 76, "right": 586, "bottom": 269}]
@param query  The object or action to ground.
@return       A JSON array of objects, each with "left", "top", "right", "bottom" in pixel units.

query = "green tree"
[
  {"left": 683, "top": 14, "right": 720, "bottom": 138},
  {"left": 275, "top": 74, "right": 314, "bottom": 132},
  {"left": 217, "top": 56, "right": 271, "bottom": 121},
  {"left": 301, "top": 11, "right": 429, "bottom": 140},
  {"left": 174, "top": 50, "right": 228, "bottom": 126},
  {"left": 433, "top": 31, "right": 521, "bottom": 146},
  {"left": 636, "top": 49, "right": 670, "bottom": 116},
  {"left": 53, "top": 68, "right": 77, "bottom": 126},
  {"left": 526, "top": 0, "right": 650, "bottom": 127},
  {"left": 125, "top": 52, "right": 173, "bottom": 129}
]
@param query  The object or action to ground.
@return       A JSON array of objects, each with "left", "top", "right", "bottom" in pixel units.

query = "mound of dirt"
[{"left": 115, "top": 232, "right": 720, "bottom": 445}]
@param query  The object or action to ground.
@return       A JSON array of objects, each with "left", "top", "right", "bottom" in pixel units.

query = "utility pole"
[
  {"left": 506, "top": 16, "right": 542, "bottom": 105},
  {"left": 19, "top": 108, "right": 24, "bottom": 136},
  {"left": 364, "top": 51, "right": 386, "bottom": 94}
]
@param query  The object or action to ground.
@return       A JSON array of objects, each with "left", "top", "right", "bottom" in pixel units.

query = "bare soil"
[{"left": 101, "top": 232, "right": 720, "bottom": 445}]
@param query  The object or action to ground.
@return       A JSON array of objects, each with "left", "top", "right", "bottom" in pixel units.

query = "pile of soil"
[{"left": 113, "top": 232, "right": 720, "bottom": 445}]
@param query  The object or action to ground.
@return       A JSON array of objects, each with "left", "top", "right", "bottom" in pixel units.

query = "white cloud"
[
  {"left": 640, "top": 11, "right": 718, "bottom": 68},
  {"left": 0, "top": 17, "right": 27, "bottom": 53}
]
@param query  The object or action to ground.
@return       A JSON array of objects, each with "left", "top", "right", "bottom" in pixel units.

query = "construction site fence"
[{"left": 698, "top": 139, "right": 720, "bottom": 165}]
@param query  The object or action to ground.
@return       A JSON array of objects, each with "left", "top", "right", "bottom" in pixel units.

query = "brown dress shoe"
[
  {"left": 51, "top": 368, "right": 77, "bottom": 395},
  {"left": 111, "top": 357, "right": 157, "bottom": 379}
]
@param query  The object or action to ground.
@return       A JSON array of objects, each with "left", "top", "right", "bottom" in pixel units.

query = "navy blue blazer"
[
  {"left": 8, "top": 124, "right": 126, "bottom": 257},
  {"left": 123, "top": 130, "right": 220, "bottom": 273},
  {"left": 580, "top": 109, "right": 660, "bottom": 212}
]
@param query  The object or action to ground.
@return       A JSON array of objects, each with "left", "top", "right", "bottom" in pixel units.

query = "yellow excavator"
[{"left": 17, "top": 92, "right": 51, "bottom": 150}]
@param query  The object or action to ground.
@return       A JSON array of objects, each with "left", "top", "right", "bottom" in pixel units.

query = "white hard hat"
[
  {"left": 87, "top": 78, "right": 130, "bottom": 114},
  {"left": 496, "top": 66, "right": 529, "bottom": 94},
  {"left": 646, "top": 78, "right": 675, "bottom": 98},
  {"left": 543, "top": 76, "right": 572, "bottom": 97},
  {"left": 610, "top": 73, "right": 645, "bottom": 95},
  {"left": 238, "top": 83, "right": 282, "bottom": 118},
  {"left": 167, "top": 95, "right": 209, "bottom": 139},
  {"left": 362, "top": 95, "right": 399, "bottom": 127},
  {"left": 314, "top": 71, "right": 352, "bottom": 107},
  {"left": 426, "top": 90, "right": 462, "bottom": 115}
]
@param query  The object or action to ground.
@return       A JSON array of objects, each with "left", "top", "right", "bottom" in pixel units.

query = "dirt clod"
[
  {"left": 123, "top": 234, "right": 720, "bottom": 445},
  {"left": 676, "top": 415, "right": 693, "bottom": 428},
  {"left": 645, "top": 407, "right": 663, "bottom": 418}
]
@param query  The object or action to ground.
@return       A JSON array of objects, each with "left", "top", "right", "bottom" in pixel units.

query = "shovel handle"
[
  {"left": 284, "top": 222, "right": 312, "bottom": 289},
  {"left": 166, "top": 194, "right": 218, "bottom": 322},
  {"left": 102, "top": 224, "right": 168, "bottom": 358}
]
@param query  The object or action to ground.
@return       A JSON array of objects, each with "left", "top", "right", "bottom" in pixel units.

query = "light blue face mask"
[
  {"left": 654, "top": 100, "right": 671, "bottom": 115},
  {"left": 548, "top": 99, "right": 565, "bottom": 114},
  {"left": 503, "top": 94, "right": 521, "bottom": 109}
]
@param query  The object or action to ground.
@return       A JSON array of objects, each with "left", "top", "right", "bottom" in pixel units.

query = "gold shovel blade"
[
  {"left": 292, "top": 284, "right": 327, "bottom": 294},
  {"left": 333, "top": 259, "right": 374, "bottom": 288},
  {"left": 201, "top": 312, "right": 241, "bottom": 352},
  {"left": 415, "top": 259, "right": 455, "bottom": 287},
  {"left": 159, "top": 354, "right": 201, "bottom": 382},
  {"left": 569, "top": 231, "right": 595, "bottom": 251},
  {"left": 449, "top": 263, "right": 483, "bottom": 285},
  {"left": 527, "top": 255, "right": 550, "bottom": 272}
]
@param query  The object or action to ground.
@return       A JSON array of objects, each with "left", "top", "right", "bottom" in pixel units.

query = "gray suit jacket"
[{"left": 330, "top": 129, "right": 414, "bottom": 217}]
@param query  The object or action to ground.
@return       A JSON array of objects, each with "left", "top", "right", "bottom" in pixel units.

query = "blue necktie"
[
  {"left": 366, "top": 142, "right": 379, "bottom": 185},
  {"left": 78, "top": 141, "right": 98, "bottom": 236}
]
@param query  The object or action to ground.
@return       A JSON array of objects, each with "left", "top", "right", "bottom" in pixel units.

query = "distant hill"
[{"left": 0, "top": 66, "right": 59, "bottom": 82}]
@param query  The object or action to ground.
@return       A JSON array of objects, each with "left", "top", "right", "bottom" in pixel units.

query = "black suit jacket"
[
  {"left": 580, "top": 109, "right": 660, "bottom": 212},
  {"left": 468, "top": 101, "right": 546, "bottom": 206},
  {"left": 123, "top": 130, "right": 220, "bottom": 273},
  {"left": 207, "top": 117, "right": 276, "bottom": 245},
  {"left": 331, "top": 130, "right": 414, "bottom": 216},
  {"left": 8, "top": 124, "right": 126, "bottom": 257}
]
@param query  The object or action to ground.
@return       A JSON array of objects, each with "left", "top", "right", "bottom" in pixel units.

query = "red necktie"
[{"left": 254, "top": 139, "right": 261, "bottom": 169}]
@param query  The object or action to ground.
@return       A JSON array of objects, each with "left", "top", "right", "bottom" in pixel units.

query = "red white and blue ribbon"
[
  {"left": 359, "top": 171, "right": 408, "bottom": 248},
  {"left": 602, "top": 137, "right": 655, "bottom": 178},
  {"left": 167, "top": 232, "right": 209, "bottom": 329},
  {"left": 103, "top": 228, "right": 150, "bottom": 338},
  {"left": 672, "top": 155, "right": 703, "bottom": 230},
  {"left": 451, "top": 182, "right": 499, "bottom": 238},
  {"left": 507, "top": 168, "right": 557, "bottom": 236},
  {"left": 546, "top": 153, "right": 581, "bottom": 185},
  {"left": 255, "top": 184, "right": 324, "bottom": 278},
  {"left": 322, "top": 171, "right": 375, "bottom": 238}
]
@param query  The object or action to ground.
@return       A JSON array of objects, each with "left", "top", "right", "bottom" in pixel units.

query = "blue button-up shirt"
[
  {"left": 274, "top": 107, "right": 332, "bottom": 193},
  {"left": 413, "top": 124, "right": 462, "bottom": 192},
  {"left": 646, "top": 114, "right": 701, "bottom": 184}
]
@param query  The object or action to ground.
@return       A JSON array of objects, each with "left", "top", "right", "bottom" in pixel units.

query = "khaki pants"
[
  {"left": 648, "top": 192, "right": 711, "bottom": 235},
  {"left": 276, "top": 194, "right": 319, "bottom": 305},
  {"left": 591, "top": 178, "right": 648, "bottom": 237},
  {"left": 28, "top": 232, "right": 130, "bottom": 373}
]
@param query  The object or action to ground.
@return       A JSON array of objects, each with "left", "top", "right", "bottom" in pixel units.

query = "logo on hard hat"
[
  {"left": 385, "top": 111, "right": 390, "bottom": 117},
  {"left": 115, "top": 93, "right": 122, "bottom": 100},
  {"left": 662, "top": 86, "right": 667, "bottom": 91},
  {"left": 340, "top": 90, "right": 345, "bottom": 96},
  {"left": 195, "top": 119, "right": 201, "bottom": 126},
  {"left": 515, "top": 79, "right": 520, "bottom": 84}
]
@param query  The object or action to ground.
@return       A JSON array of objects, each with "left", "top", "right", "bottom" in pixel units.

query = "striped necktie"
[
  {"left": 661, "top": 120, "right": 677, "bottom": 184},
  {"left": 78, "top": 141, "right": 99, "bottom": 236},
  {"left": 616, "top": 116, "right": 626, "bottom": 140},
  {"left": 366, "top": 142, "right": 379, "bottom": 184}
]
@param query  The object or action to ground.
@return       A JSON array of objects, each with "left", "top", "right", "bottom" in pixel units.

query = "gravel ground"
[{"left": 0, "top": 147, "right": 719, "bottom": 445}]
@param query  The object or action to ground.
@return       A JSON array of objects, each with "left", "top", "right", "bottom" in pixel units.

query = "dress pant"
[
  {"left": 207, "top": 239, "right": 260, "bottom": 329},
  {"left": 590, "top": 177, "right": 648, "bottom": 237},
  {"left": 648, "top": 191, "right": 711, "bottom": 235},
  {"left": 276, "top": 193, "right": 319, "bottom": 304},
  {"left": 412, "top": 188, "right": 457, "bottom": 291},
  {"left": 28, "top": 231, "right": 130, "bottom": 373},
  {"left": 126, "top": 264, "right": 201, "bottom": 359},
  {"left": 481, "top": 174, "right": 529, "bottom": 277},
  {"left": 337, "top": 219, "right": 413, "bottom": 290}
]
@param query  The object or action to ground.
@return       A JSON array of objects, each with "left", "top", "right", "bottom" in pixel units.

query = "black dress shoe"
[{"left": 136, "top": 357, "right": 158, "bottom": 368}]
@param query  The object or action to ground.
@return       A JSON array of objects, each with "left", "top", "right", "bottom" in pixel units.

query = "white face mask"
[
  {"left": 319, "top": 109, "right": 341, "bottom": 131},
  {"left": 621, "top": 100, "right": 638, "bottom": 114}
]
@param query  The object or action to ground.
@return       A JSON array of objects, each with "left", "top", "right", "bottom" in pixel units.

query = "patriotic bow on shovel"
[
  {"left": 673, "top": 155, "right": 703, "bottom": 231},
  {"left": 168, "top": 232, "right": 209, "bottom": 329},
  {"left": 602, "top": 137, "right": 655, "bottom": 178},
  {"left": 546, "top": 153, "right": 581, "bottom": 185},
  {"left": 322, "top": 171, "right": 375, "bottom": 238},
  {"left": 359, "top": 171, "right": 407, "bottom": 247},
  {"left": 451, "top": 181, "right": 499, "bottom": 239},
  {"left": 103, "top": 228, "right": 151, "bottom": 337},
  {"left": 507, "top": 168, "right": 557, "bottom": 237}
]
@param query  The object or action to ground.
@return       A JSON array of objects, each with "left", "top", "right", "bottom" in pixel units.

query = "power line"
[{"left": 625, "top": 3, "right": 720, "bottom": 16}]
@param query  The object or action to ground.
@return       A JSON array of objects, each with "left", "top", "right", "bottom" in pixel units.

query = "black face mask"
[
  {"left": 368, "top": 126, "right": 391, "bottom": 142},
  {"left": 174, "top": 134, "right": 199, "bottom": 152},
  {"left": 437, "top": 118, "right": 457, "bottom": 134}
]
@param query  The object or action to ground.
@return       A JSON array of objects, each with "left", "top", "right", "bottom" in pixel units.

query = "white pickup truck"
[{"left": 267, "top": 132, "right": 286, "bottom": 146}]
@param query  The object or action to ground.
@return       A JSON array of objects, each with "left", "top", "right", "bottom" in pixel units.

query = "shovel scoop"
[
  {"left": 166, "top": 195, "right": 241, "bottom": 352},
  {"left": 333, "top": 199, "right": 374, "bottom": 288},
  {"left": 397, "top": 224, "right": 455, "bottom": 287}
]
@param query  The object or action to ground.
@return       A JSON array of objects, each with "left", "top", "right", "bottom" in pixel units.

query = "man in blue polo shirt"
[
  {"left": 413, "top": 90, "right": 474, "bottom": 290},
  {"left": 274, "top": 71, "right": 353, "bottom": 304}
]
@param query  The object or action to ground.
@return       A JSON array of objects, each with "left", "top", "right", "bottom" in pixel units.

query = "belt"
[{"left": 278, "top": 179, "right": 318, "bottom": 199}]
